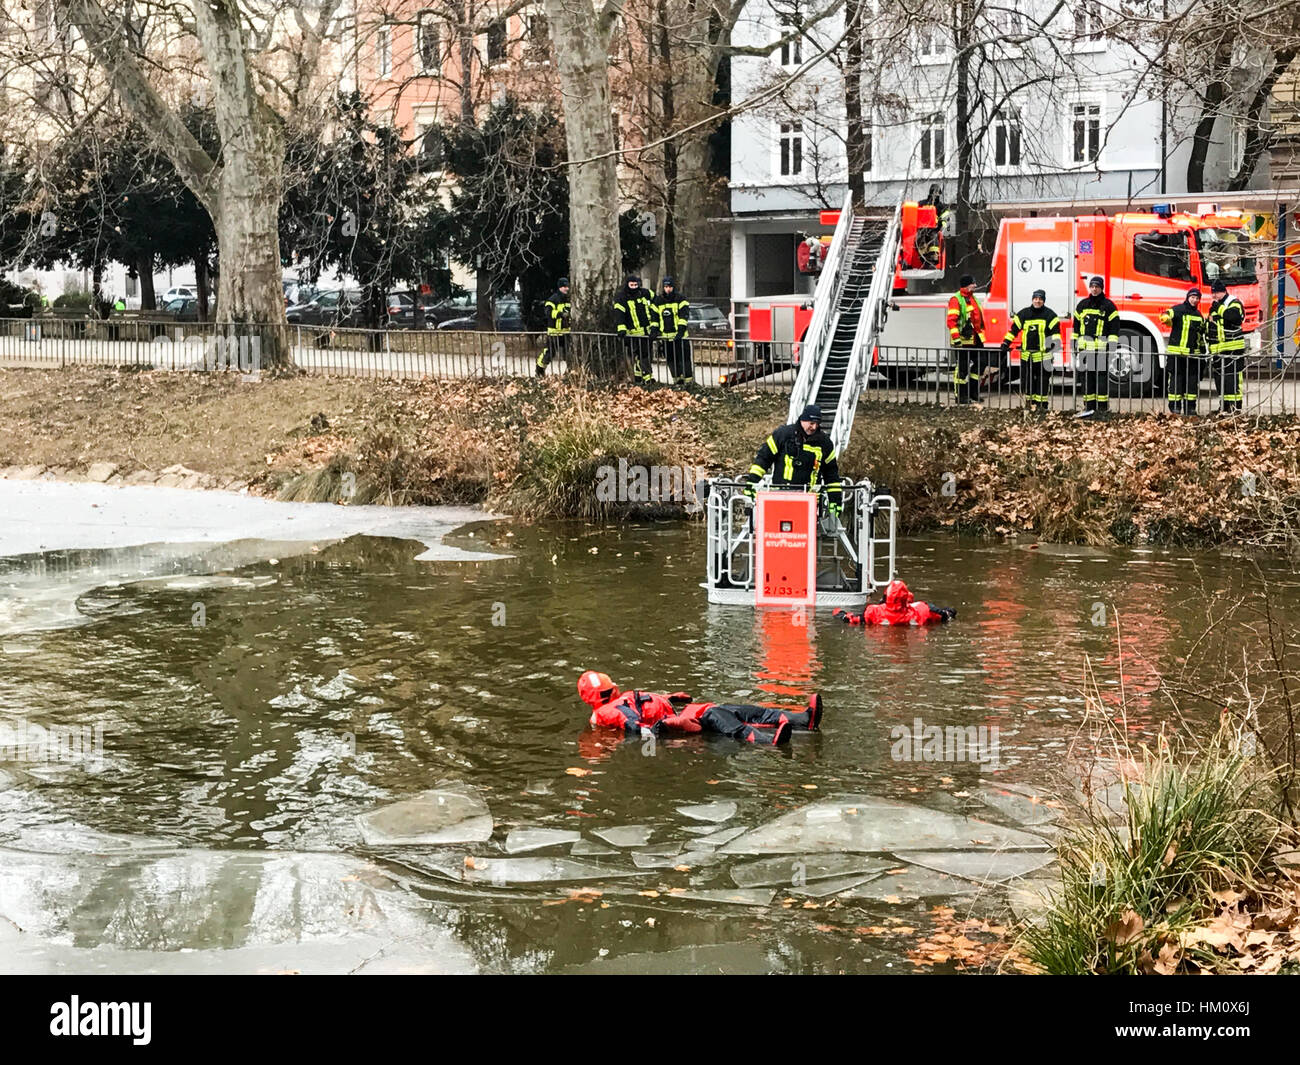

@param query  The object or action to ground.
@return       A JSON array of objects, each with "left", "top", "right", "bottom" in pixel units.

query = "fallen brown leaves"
[{"left": 907, "top": 906, "right": 1013, "bottom": 971}]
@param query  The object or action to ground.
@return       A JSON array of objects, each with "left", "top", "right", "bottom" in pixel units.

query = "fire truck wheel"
[{"left": 1108, "top": 325, "right": 1163, "bottom": 398}]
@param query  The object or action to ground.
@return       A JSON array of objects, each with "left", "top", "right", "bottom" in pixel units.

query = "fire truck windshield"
[{"left": 1195, "top": 228, "right": 1258, "bottom": 285}]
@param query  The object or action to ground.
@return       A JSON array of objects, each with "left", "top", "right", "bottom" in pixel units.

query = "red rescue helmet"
[
  {"left": 578, "top": 671, "right": 619, "bottom": 708},
  {"left": 884, "top": 579, "right": 913, "bottom": 610}
]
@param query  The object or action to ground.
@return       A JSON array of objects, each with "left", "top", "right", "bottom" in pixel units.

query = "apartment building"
[{"left": 729, "top": 1, "right": 1271, "bottom": 300}]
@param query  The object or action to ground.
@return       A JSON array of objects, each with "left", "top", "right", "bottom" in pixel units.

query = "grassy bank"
[{"left": 2, "top": 367, "right": 1299, "bottom": 548}]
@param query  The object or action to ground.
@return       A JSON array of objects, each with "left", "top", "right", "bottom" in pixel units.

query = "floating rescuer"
[{"left": 577, "top": 671, "right": 824, "bottom": 747}]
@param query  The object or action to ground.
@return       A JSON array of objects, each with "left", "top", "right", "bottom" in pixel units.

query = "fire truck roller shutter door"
[{"left": 1010, "top": 240, "right": 1073, "bottom": 325}]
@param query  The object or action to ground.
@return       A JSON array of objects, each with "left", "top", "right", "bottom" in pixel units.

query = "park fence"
[{"left": 1, "top": 316, "right": 1297, "bottom": 416}]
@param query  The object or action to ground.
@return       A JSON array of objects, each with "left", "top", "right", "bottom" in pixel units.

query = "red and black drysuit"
[
  {"left": 588, "top": 689, "right": 812, "bottom": 744},
  {"left": 833, "top": 579, "right": 956, "bottom": 626}
]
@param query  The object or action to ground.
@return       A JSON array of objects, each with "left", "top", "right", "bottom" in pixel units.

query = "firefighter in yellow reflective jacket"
[
  {"left": 536, "top": 277, "right": 570, "bottom": 376},
  {"left": 1207, "top": 279, "right": 1246, "bottom": 413},
  {"left": 740, "top": 404, "right": 844, "bottom": 517},
  {"left": 1072, "top": 276, "right": 1119, "bottom": 418},
  {"left": 1000, "top": 288, "right": 1060, "bottom": 413},
  {"left": 1160, "top": 287, "right": 1208, "bottom": 415},
  {"left": 614, "top": 275, "right": 656, "bottom": 383},
  {"left": 654, "top": 277, "right": 693, "bottom": 386}
]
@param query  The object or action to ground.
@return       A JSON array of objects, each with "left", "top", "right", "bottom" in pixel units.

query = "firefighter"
[
  {"left": 1000, "top": 288, "right": 1060, "bottom": 413},
  {"left": 535, "top": 277, "right": 571, "bottom": 376},
  {"left": 741, "top": 404, "right": 844, "bottom": 517},
  {"left": 946, "top": 274, "right": 986, "bottom": 405},
  {"left": 1072, "top": 275, "right": 1119, "bottom": 419},
  {"left": 1160, "top": 287, "right": 1208, "bottom": 416},
  {"left": 832, "top": 579, "right": 957, "bottom": 626},
  {"left": 614, "top": 274, "right": 656, "bottom": 383},
  {"left": 654, "top": 276, "right": 694, "bottom": 386},
  {"left": 577, "top": 671, "right": 824, "bottom": 747},
  {"left": 1207, "top": 279, "right": 1246, "bottom": 414}
]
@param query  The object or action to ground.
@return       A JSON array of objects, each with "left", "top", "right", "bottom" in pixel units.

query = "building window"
[
  {"left": 918, "top": 23, "right": 949, "bottom": 62},
  {"left": 919, "top": 112, "right": 945, "bottom": 171},
  {"left": 377, "top": 25, "right": 391, "bottom": 78},
  {"left": 418, "top": 10, "right": 440, "bottom": 73},
  {"left": 993, "top": 107, "right": 1022, "bottom": 168},
  {"left": 779, "top": 121, "right": 804, "bottom": 176},
  {"left": 1071, "top": 101, "right": 1101, "bottom": 163},
  {"left": 992, "top": 8, "right": 1026, "bottom": 36},
  {"left": 775, "top": 2, "right": 803, "bottom": 67},
  {"left": 527, "top": 11, "right": 550, "bottom": 58},
  {"left": 1074, "top": 1, "right": 1103, "bottom": 42},
  {"left": 487, "top": 21, "right": 507, "bottom": 65},
  {"left": 1229, "top": 120, "right": 1247, "bottom": 176}
]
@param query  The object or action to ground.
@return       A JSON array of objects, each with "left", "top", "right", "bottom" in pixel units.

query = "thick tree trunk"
[
  {"left": 544, "top": 0, "right": 624, "bottom": 372},
  {"left": 195, "top": 256, "right": 211, "bottom": 322},
  {"left": 475, "top": 264, "right": 494, "bottom": 329},
  {"left": 64, "top": 0, "right": 290, "bottom": 366},
  {"left": 657, "top": 0, "right": 678, "bottom": 280},
  {"left": 138, "top": 253, "right": 156, "bottom": 311}
]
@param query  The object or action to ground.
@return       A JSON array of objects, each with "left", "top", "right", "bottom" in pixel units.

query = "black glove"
[
  {"left": 742, "top": 481, "right": 756, "bottom": 500},
  {"left": 935, "top": 607, "right": 957, "bottom": 622},
  {"left": 961, "top": 322, "right": 974, "bottom": 340},
  {"left": 1000, "top": 340, "right": 1010, "bottom": 354}
]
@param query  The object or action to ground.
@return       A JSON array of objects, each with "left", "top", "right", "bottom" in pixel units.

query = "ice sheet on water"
[
  {"left": 632, "top": 841, "right": 683, "bottom": 857},
  {"left": 570, "top": 838, "right": 619, "bottom": 857},
  {"left": 837, "top": 867, "right": 982, "bottom": 902},
  {"left": 789, "top": 873, "right": 885, "bottom": 898},
  {"left": 893, "top": 849, "right": 1054, "bottom": 883},
  {"left": 676, "top": 802, "right": 738, "bottom": 823},
  {"left": 721, "top": 795, "right": 1050, "bottom": 855},
  {"left": 673, "top": 887, "right": 776, "bottom": 908},
  {"left": 0, "top": 847, "right": 474, "bottom": 970},
  {"left": 450, "top": 857, "right": 651, "bottom": 884},
  {"left": 975, "top": 784, "right": 1059, "bottom": 827},
  {"left": 592, "top": 825, "right": 654, "bottom": 848},
  {"left": 133, "top": 575, "right": 278, "bottom": 591},
  {"left": 689, "top": 826, "right": 746, "bottom": 850},
  {"left": 2, "top": 823, "right": 176, "bottom": 854},
  {"left": 355, "top": 783, "right": 493, "bottom": 846},
  {"left": 1008, "top": 875, "right": 1061, "bottom": 927},
  {"left": 632, "top": 851, "right": 684, "bottom": 869},
  {"left": 731, "top": 854, "right": 894, "bottom": 889},
  {"left": 504, "top": 828, "right": 582, "bottom": 854}
]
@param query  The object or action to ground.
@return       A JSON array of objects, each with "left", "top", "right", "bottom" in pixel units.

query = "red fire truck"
[{"left": 732, "top": 201, "right": 1262, "bottom": 392}]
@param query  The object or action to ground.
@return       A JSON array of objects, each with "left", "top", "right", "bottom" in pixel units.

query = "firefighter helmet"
[{"left": 578, "top": 671, "right": 618, "bottom": 708}]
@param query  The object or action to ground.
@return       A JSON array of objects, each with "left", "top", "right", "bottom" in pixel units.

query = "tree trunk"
[
  {"left": 1229, "top": 47, "right": 1299, "bottom": 191},
  {"left": 64, "top": 0, "right": 290, "bottom": 366},
  {"left": 657, "top": 0, "right": 678, "bottom": 280},
  {"left": 138, "top": 252, "right": 156, "bottom": 311},
  {"left": 544, "top": 0, "right": 624, "bottom": 372},
  {"left": 952, "top": 0, "right": 974, "bottom": 276},
  {"left": 457, "top": 1, "right": 475, "bottom": 124},
  {"left": 195, "top": 256, "right": 210, "bottom": 322},
  {"left": 476, "top": 264, "right": 494, "bottom": 329},
  {"left": 844, "top": 0, "right": 866, "bottom": 206}
]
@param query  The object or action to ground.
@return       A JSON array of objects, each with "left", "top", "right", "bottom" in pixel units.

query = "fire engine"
[{"left": 731, "top": 201, "right": 1262, "bottom": 391}]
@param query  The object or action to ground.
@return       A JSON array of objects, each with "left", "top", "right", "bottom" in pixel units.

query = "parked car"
[
  {"left": 162, "top": 296, "right": 210, "bottom": 322},
  {"left": 422, "top": 291, "right": 478, "bottom": 327},
  {"left": 283, "top": 280, "right": 319, "bottom": 308},
  {"left": 687, "top": 303, "right": 731, "bottom": 337},
  {"left": 286, "top": 288, "right": 362, "bottom": 328},
  {"left": 386, "top": 289, "right": 450, "bottom": 329},
  {"left": 437, "top": 297, "right": 524, "bottom": 332},
  {"left": 162, "top": 286, "right": 197, "bottom": 304}
]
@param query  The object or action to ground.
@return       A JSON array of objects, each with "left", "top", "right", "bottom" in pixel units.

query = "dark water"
[{"left": 0, "top": 518, "right": 1294, "bottom": 973}]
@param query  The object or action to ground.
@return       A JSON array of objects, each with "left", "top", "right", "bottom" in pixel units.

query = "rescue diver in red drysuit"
[
  {"left": 833, "top": 579, "right": 957, "bottom": 627},
  {"left": 577, "top": 671, "right": 823, "bottom": 747}
]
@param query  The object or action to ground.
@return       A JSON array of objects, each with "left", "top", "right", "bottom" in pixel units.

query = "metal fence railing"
[{"left": 2, "top": 317, "right": 1296, "bottom": 416}]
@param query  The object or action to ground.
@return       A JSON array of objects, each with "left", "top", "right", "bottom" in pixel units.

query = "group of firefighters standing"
[
  {"left": 535, "top": 274, "right": 696, "bottom": 386},
  {"left": 947, "top": 275, "right": 1247, "bottom": 416}
]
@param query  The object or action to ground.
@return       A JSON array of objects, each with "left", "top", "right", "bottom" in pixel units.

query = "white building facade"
[{"left": 728, "top": 1, "right": 1271, "bottom": 300}]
